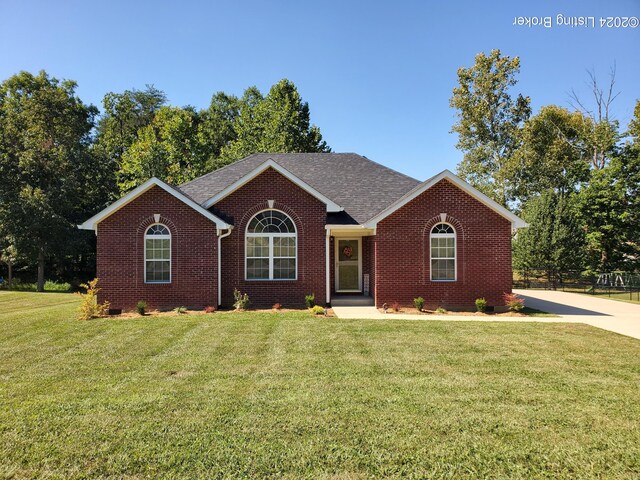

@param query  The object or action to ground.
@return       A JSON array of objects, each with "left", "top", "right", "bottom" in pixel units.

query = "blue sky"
[{"left": 1, "top": 0, "right": 639, "bottom": 179}]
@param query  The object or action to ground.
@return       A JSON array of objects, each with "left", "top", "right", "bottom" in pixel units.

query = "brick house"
[{"left": 79, "top": 153, "right": 525, "bottom": 311}]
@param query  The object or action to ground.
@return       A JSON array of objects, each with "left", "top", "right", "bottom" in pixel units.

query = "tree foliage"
[
  {"left": 511, "top": 105, "right": 591, "bottom": 204},
  {"left": 0, "top": 71, "right": 98, "bottom": 291},
  {"left": 221, "top": 79, "right": 330, "bottom": 162},
  {"left": 450, "top": 49, "right": 531, "bottom": 206},
  {"left": 513, "top": 190, "right": 586, "bottom": 285}
]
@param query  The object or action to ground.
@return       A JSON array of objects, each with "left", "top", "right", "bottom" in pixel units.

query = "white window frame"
[
  {"left": 245, "top": 209, "right": 297, "bottom": 281},
  {"left": 144, "top": 224, "right": 171, "bottom": 284},
  {"left": 430, "top": 223, "right": 456, "bottom": 282}
]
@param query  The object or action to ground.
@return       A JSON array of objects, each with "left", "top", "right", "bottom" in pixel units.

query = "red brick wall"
[
  {"left": 375, "top": 179, "right": 512, "bottom": 310},
  {"left": 213, "top": 168, "right": 327, "bottom": 308},
  {"left": 96, "top": 186, "right": 218, "bottom": 311}
]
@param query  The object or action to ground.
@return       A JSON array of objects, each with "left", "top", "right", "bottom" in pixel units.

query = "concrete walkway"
[{"left": 331, "top": 289, "right": 640, "bottom": 340}]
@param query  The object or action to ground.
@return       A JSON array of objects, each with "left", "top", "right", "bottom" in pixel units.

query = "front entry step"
[{"left": 331, "top": 295, "right": 374, "bottom": 307}]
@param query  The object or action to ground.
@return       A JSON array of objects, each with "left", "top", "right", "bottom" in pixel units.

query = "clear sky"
[{"left": 1, "top": 0, "right": 639, "bottom": 179}]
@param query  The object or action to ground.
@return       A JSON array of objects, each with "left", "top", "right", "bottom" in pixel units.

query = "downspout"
[
  {"left": 217, "top": 227, "right": 233, "bottom": 307},
  {"left": 326, "top": 229, "right": 331, "bottom": 306}
]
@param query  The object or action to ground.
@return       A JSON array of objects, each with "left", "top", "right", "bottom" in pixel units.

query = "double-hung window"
[
  {"left": 246, "top": 210, "right": 297, "bottom": 280},
  {"left": 430, "top": 223, "right": 456, "bottom": 281},
  {"left": 145, "top": 224, "right": 171, "bottom": 283}
]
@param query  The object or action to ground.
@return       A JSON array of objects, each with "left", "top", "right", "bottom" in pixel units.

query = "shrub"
[
  {"left": 204, "top": 306, "right": 216, "bottom": 314},
  {"left": 503, "top": 292, "right": 525, "bottom": 311},
  {"left": 304, "top": 293, "right": 315, "bottom": 309},
  {"left": 475, "top": 297, "right": 487, "bottom": 313},
  {"left": 174, "top": 306, "right": 187, "bottom": 314},
  {"left": 233, "top": 288, "right": 251, "bottom": 310},
  {"left": 272, "top": 303, "right": 282, "bottom": 310},
  {"left": 136, "top": 301, "right": 147, "bottom": 315},
  {"left": 435, "top": 306, "right": 447, "bottom": 314},
  {"left": 391, "top": 301, "right": 401, "bottom": 312},
  {"left": 76, "top": 278, "right": 110, "bottom": 321},
  {"left": 413, "top": 296, "right": 425, "bottom": 312},
  {"left": 44, "top": 280, "right": 72, "bottom": 292},
  {"left": 310, "top": 305, "right": 325, "bottom": 315}
]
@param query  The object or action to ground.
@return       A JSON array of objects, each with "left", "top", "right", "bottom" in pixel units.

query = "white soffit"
[
  {"left": 202, "top": 159, "right": 344, "bottom": 212},
  {"left": 78, "top": 177, "right": 232, "bottom": 232},
  {"left": 364, "top": 170, "right": 527, "bottom": 229}
]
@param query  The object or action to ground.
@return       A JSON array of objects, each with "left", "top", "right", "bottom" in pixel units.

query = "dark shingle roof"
[{"left": 178, "top": 153, "right": 421, "bottom": 224}]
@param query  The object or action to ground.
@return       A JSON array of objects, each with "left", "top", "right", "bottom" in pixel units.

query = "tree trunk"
[{"left": 37, "top": 249, "right": 45, "bottom": 292}]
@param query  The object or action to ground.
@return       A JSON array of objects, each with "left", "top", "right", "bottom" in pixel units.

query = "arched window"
[
  {"left": 430, "top": 223, "right": 456, "bottom": 281},
  {"left": 145, "top": 224, "right": 171, "bottom": 283},
  {"left": 246, "top": 210, "right": 297, "bottom": 280}
]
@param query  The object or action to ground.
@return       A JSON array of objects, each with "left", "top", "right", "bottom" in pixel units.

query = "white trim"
[
  {"left": 143, "top": 224, "right": 171, "bottom": 284},
  {"left": 335, "top": 238, "right": 362, "bottom": 292},
  {"left": 244, "top": 209, "right": 298, "bottom": 281},
  {"left": 364, "top": 170, "right": 527, "bottom": 230},
  {"left": 78, "top": 177, "right": 231, "bottom": 232},
  {"left": 202, "top": 159, "right": 343, "bottom": 212},
  {"left": 325, "top": 229, "right": 331, "bottom": 305},
  {"left": 217, "top": 227, "right": 232, "bottom": 307},
  {"left": 429, "top": 222, "right": 456, "bottom": 282}
]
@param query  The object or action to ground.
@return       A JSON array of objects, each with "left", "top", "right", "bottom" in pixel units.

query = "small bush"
[
  {"left": 204, "top": 306, "right": 216, "bottom": 314},
  {"left": 45, "top": 280, "right": 72, "bottom": 292},
  {"left": 136, "top": 301, "right": 147, "bottom": 315},
  {"left": 391, "top": 301, "right": 401, "bottom": 312},
  {"left": 304, "top": 293, "right": 315, "bottom": 309},
  {"left": 435, "top": 306, "right": 447, "bottom": 314},
  {"left": 413, "top": 296, "right": 425, "bottom": 312},
  {"left": 76, "top": 278, "right": 110, "bottom": 321},
  {"left": 310, "top": 305, "right": 325, "bottom": 315},
  {"left": 503, "top": 292, "right": 525, "bottom": 311},
  {"left": 233, "top": 288, "right": 251, "bottom": 310},
  {"left": 272, "top": 303, "right": 282, "bottom": 310},
  {"left": 1, "top": 280, "right": 71, "bottom": 292},
  {"left": 475, "top": 297, "right": 487, "bottom": 313},
  {"left": 174, "top": 306, "right": 187, "bottom": 314}
]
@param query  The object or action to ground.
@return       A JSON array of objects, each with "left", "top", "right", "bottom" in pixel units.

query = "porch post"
[{"left": 325, "top": 229, "right": 331, "bottom": 305}]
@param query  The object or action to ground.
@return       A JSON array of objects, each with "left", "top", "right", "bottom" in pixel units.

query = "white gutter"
[
  {"left": 326, "top": 229, "right": 331, "bottom": 306},
  {"left": 217, "top": 227, "right": 233, "bottom": 307}
]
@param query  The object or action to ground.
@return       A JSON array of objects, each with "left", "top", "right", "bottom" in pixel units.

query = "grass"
[{"left": 1, "top": 291, "right": 639, "bottom": 479}]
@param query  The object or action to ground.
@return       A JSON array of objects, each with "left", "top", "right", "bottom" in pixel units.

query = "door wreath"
[{"left": 342, "top": 245, "right": 353, "bottom": 258}]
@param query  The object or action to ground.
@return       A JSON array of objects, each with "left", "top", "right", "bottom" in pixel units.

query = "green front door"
[{"left": 336, "top": 239, "right": 361, "bottom": 292}]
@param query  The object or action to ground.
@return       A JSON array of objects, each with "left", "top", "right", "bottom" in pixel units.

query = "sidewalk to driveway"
[{"left": 332, "top": 289, "right": 640, "bottom": 340}]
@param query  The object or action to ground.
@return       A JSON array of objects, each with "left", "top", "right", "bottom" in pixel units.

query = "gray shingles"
[{"left": 177, "top": 153, "right": 421, "bottom": 224}]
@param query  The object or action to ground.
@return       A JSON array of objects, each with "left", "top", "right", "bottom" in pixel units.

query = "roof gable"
[
  {"left": 178, "top": 153, "right": 420, "bottom": 223},
  {"left": 201, "top": 159, "right": 344, "bottom": 212},
  {"left": 78, "top": 177, "right": 232, "bottom": 232},
  {"left": 364, "top": 170, "right": 527, "bottom": 229}
]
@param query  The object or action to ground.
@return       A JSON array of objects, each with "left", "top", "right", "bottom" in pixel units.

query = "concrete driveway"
[{"left": 514, "top": 289, "right": 640, "bottom": 340}]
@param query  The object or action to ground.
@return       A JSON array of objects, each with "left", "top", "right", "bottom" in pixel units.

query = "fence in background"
[{"left": 513, "top": 269, "right": 640, "bottom": 303}]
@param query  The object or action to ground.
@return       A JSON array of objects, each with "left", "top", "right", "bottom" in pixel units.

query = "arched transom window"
[
  {"left": 246, "top": 210, "right": 297, "bottom": 280},
  {"left": 430, "top": 223, "right": 456, "bottom": 281},
  {"left": 145, "top": 224, "right": 171, "bottom": 283}
]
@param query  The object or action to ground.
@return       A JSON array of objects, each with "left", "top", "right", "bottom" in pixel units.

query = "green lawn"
[{"left": 1, "top": 292, "right": 639, "bottom": 479}]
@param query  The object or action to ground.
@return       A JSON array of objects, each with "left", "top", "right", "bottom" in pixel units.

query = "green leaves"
[{"left": 450, "top": 49, "right": 531, "bottom": 207}]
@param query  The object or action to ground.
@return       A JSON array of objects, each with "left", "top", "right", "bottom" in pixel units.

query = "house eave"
[
  {"left": 363, "top": 169, "right": 526, "bottom": 230},
  {"left": 78, "top": 177, "right": 232, "bottom": 232},
  {"left": 202, "top": 159, "right": 344, "bottom": 213}
]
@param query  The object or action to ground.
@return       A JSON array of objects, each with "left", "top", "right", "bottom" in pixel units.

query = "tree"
[
  {"left": 513, "top": 190, "right": 586, "bottom": 287},
  {"left": 450, "top": 49, "right": 531, "bottom": 207},
  {"left": 569, "top": 67, "right": 620, "bottom": 169},
  {"left": 576, "top": 100, "right": 640, "bottom": 272},
  {"left": 117, "top": 106, "right": 208, "bottom": 192},
  {"left": 94, "top": 86, "right": 167, "bottom": 199},
  {"left": 511, "top": 105, "right": 591, "bottom": 204},
  {"left": 0, "top": 71, "right": 97, "bottom": 291},
  {"left": 221, "top": 79, "right": 330, "bottom": 162}
]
